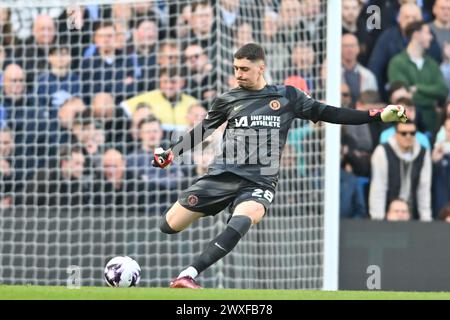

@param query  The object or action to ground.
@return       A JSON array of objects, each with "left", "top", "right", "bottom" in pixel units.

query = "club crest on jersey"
[
  {"left": 187, "top": 195, "right": 199, "bottom": 206},
  {"left": 269, "top": 100, "right": 281, "bottom": 110}
]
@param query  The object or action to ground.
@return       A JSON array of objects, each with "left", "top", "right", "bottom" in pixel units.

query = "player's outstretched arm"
[
  {"left": 289, "top": 85, "right": 407, "bottom": 125},
  {"left": 317, "top": 104, "right": 408, "bottom": 125}
]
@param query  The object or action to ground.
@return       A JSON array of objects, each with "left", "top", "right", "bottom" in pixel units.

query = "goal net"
[{"left": 0, "top": 0, "right": 331, "bottom": 289}]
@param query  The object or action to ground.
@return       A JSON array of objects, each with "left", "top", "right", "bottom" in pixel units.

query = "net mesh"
[{"left": 0, "top": 0, "right": 327, "bottom": 289}]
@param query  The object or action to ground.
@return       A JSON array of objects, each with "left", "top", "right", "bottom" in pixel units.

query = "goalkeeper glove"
[
  {"left": 371, "top": 105, "right": 408, "bottom": 123},
  {"left": 152, "top": 147, "right": 174, "bottom": 169}
]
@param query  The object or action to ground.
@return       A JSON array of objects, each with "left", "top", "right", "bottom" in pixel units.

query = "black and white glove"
[{"left": 152, "top": 147, "right": 174, "bottom": 169}]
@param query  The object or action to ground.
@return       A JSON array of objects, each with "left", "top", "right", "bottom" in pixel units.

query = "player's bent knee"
[
  {"left": 159, "top": 217, "right": 181, "bottom": 234},
  {"left": 233, "top": 201, "right": 266, "bottom": 225}
]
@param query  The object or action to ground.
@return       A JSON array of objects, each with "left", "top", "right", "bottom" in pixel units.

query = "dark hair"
[
  {"left": 357, "top": 90, "right": 382, "bottom": 104},
  {"left": 138, "top": 115, "right": 161, "bottom": 130},
  {"left": 405, "top": 20, "right": 427, "bottom": 40},
  {"left": 395, "top": 97, "right": 415, "bottom": 108},
  {"left": 159, "top": 38, "right": 179, "bottom": 52},
  {"left": 234, "top": 43, "right": 265, "bottom": 62},
  {"left": 59, "top": 144, "right": 83, "bottom": 161},
  {"left": 395, "top": 119, "right": 415, "bottom": 130},
  {"left": 93, "top": 20, "right": 115, "bottom": 33},
  {"left": 388, "top": 81, "right": 409, "bottom": 99},
  {"left": 191, "top": 1, "right": 211, "bottom": 13},
  {"left": 49, "top": 45, "right": 70, "bottom": 56},
  {"left": 73, "top": 109, "right": 96, "bottom": 127},
  {"left": 131, "top": 14, "right": 157, "bottom": 30},
  {"left": 387, "top": 198, "right": 410, "bottom": 215}
]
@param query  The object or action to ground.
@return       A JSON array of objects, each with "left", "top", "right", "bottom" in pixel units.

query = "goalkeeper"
[{"left": 152, "top": 43, "right": 407, "bottom": 289}]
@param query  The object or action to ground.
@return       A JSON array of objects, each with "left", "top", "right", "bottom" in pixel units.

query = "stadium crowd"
[{"left": 0, "top": 0, "right": 450, "bottom": 222}]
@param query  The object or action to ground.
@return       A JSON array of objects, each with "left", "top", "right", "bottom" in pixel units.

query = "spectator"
[
  {"left": 157, "top": 38, "right": 181, "bottom": 70},
  {"left": 80, "top": 20, "right": 129, "bottom": 104},
  {"left": 23, "top": 145, "right": 90, "bottom": 207},
  {"left": 111, "top": 3, "right": 132, "bottom": 27},
  {"left": 72, "top": 111, "right": 106, "bottom": 173},
  {"left": 0, "top": 127, "right": 22, "bottom": 208},
  {"left": 284, "top": 75, "right": 310, "bottom": 93},
  {"left": 386, "top": 198, "right": 411, "bottom": 221},
  {"left": 342, "top": 33, "right": 378, "bottom": 107},
  {"left": 435, "top": 101, "right": 450, "bottom": 142},
  {"left": 13, "top": 14, "right": 57, "bottom": 93},
  {"left": 134, "top": 0, "right": 169, "bottom": 34},
  {"left": 342, "top": 90, "right": 385, "bottom": 178},
  {"left": 340, "top": 146, "right": 367, "bottom": 219},
  {"left": 431, "top": 117, "right": 450, "bottom": 218},
  {"left": 126, "top": 17, "right": 158, "bottom": 93},
  {"left": 91, "top": 92, "right": 131, "bottom": 152},
  {"left": 114, "top": 22, "right": 130, "bottom": 52},
  {"left": 278, "top": 0, "right": 302, "bottom": 53},
  {"left": 429, "top": 0, "right": 450, "bottom": 55},
  {"left": 218, "top": 0, "right": 242, "bottom": 32},
  {"left": 441, "top": 39, "right": 450, "bottom": 101},
  {"left": 341, "top": 0, "right": 374, "bottom": 65},
  {"left": 288, "top": 43, "right": 318, "bottom": 95},
  {"left": 0, "top": 64, "right": 47, "bottom": 165},
  {"left": 57, "top": 97, "right": 87, "bottom": 134},
  {"left": 186, "top": 103, "right": 207, "bottom": 131},
  {"left": 341, "top": 82, "right": 353, "bottom": 109},
  {"left": 388, "top": 81, "right": 430, "bottom": 133},
  {"left": 185, "top": 1, "right": 216, "bottom": 59},
  {"left": 369, "top": 121, "right": 432, "bottom": 221},
  {"left": 379, "top": 97, "right": 431, "bottom": 149},
  {"left": 0, "top": 7, "right": 15, "bottom": 47},
  {"left": 93, "top": 148, "right": 148, "bottom": 211},
  {"left": 0, "top": 44, "right": 6, "bottom": 84},
  {"left": 36, "top": 45, "right": 81, "bottom": 113},
  {"left": 388, "top": 20, "right": 448, "bottom": 134},
  {"left": 259, "top": 10, "right": 289, "bottom": 83},
  {"left": 126, "top": 115, "right": 185, "bottom": 203},
  {"left": 234, "top": 21, "right": 254, "bottom": 52},
  {"left": 368, "top": 3, "right": 443, "bottom": 100},
  {"left": 183, "top": 43, "right": 217, "bottom": 103},
  {"left": 129, "top": 102, "right": 154, "bottom": 153},
  {"left": 120, "top": 66, "right": 198, "bottom": 132},
  {"left": 56, "top": 6, "right": 99, "bottom": 69},
  {"left": 388, "top": 80, "right": 414, "bottom": 103},
  {"left": 298, "top": 0, "right": 326, "bottom": 63}
]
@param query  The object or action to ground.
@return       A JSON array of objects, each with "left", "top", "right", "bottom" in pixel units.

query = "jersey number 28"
[{"left": 251, "top": 189, "right": 274, "bottom": 203}]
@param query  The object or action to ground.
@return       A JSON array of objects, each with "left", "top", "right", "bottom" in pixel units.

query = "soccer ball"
[{"left": 104, "top": 256, "right": 141, "bottom": 287}]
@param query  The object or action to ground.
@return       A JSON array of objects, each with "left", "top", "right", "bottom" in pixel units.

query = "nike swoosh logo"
[
  {"left": 233, "top": 105, "right": 244, "bottom": 111},
  {"left": 214, "top": 242, "right": 227, "bottom": 251}
]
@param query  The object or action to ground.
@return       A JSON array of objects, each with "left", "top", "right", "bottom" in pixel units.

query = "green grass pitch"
[{"left": 0, "top": 285, "right": 450, "bottom": 300}]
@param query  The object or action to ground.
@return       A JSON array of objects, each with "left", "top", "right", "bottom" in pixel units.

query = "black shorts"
[{"left": 178, "top": 172, "right": 276, "bottom": 216}]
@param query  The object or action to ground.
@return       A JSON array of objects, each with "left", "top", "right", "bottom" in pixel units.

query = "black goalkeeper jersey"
[{"left": 172, "top": 84, "right": 380, "bottom": 187}]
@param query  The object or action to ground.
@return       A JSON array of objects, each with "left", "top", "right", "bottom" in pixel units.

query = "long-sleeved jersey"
[{"left": 171, "top": 84, "right": 381, "bottom": 187}]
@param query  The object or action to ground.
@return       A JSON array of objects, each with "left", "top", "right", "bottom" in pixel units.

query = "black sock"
[
  {"left": 159, "top": 216, "right": 180, "bottom": 234},
  {"left": 191, "top": 215, "right": 252, "bottom": 274}
]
